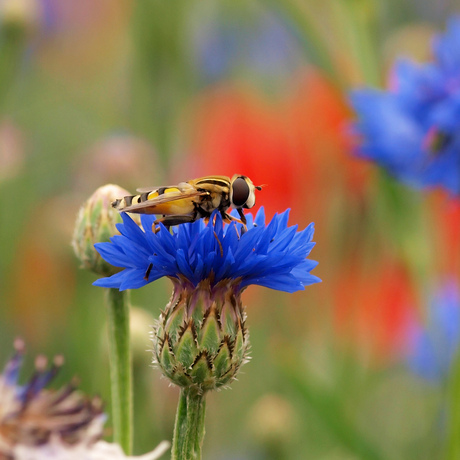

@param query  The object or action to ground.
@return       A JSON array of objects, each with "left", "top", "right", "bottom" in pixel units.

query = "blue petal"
[
  {"left": 93, "top": 270, "right": 130, "bottom": 288},
  {"left": 94, "top": 242, "right": 135, "bottom": 268},
  {"left": 94, "top": 209, "right": 320, "bottom": 292},
  {"left": 254, "top": 207, "right": 266, "bottom": 227}
]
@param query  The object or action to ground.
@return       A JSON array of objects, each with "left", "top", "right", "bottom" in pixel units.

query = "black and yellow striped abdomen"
[{"left": 112, "top": 186, "right": 198, "bottom": 215}]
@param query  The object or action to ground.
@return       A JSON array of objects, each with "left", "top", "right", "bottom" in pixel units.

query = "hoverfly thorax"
[{"left": 229, "top": 174, "right": 262, "bottom": 210}]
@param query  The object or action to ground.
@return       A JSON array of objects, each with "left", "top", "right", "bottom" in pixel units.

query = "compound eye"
[{"left": 232, "top": 177, "right": 250, "bottom": 207}]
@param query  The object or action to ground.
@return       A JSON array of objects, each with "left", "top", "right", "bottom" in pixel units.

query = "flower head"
[
  {"left": 0, "top": 339, "right": 104, "bottom": 458},
  {"left": 0, "top": 340, "right": 169, "bottom": 460},
  {"left": 94, "top": 207, "right": 320, "bottom": 293},
  {"left": 351, "top": 17, "right": 460, "bottom": 194}
]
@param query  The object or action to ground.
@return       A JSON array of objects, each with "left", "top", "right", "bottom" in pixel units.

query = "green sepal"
[
  {"left": 217, "top": 364, "right": 236, "bottom": 387},
  {"left": 213, "top": 338, "right": 232, "bottom": 379},
  {"left": 160, "top": 336, "right": 175, "bottom": 375},
  {"left": 199, "top": 308, "right": 221, "bottom": 355},
  {"left": 190, "top": 352, "right": 213, "bottom": 386},
  {"left": 91, "top": 199, "right": 103, "bottom": 225},
  {"left": 233, "top": 328, "right": 246, "bottom": 363},
  {"left": 222, "top": 306, "right": 237, "bottom": 336},
  {"left": 167, "top": 307, "right": 186, "bottom": 342},
  {"left": 191, "top": 302, "right": 205, "bottom": 324},
  {"left": 172, "top": 365, "right": 191, "bottom": 387},
  {"left": 175, "top": 323, "right": 198, "bottom": 369}
]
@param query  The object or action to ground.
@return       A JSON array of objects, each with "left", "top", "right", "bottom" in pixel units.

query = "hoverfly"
[{"left": 112, "top": 174, "right": 263, "bottom": 228}]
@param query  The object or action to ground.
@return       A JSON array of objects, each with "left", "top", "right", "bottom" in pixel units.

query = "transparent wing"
[{"left": 121, "top": 189, "right": 208, "bottom": 213}]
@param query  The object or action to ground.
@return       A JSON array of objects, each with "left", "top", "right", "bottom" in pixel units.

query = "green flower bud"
[
  {"left": 152, "top": 278, "right": 250, "bottom": 393},
  {"left": 72, "top": 184, "right": 133, "bottom": 276}
]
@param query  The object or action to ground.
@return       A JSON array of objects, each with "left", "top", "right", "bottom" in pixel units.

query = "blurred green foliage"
[{"left": 0, "top": 0, "right": 459, "bottom": 458}]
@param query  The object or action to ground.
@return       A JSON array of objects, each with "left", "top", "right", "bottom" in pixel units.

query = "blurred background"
[{"left": 0, "top": 0, "right": 459, "bottom": 459}]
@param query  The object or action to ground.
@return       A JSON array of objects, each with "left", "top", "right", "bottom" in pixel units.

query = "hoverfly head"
[{"left": 230, "top": 175, "right": 263, "bottom": 209}]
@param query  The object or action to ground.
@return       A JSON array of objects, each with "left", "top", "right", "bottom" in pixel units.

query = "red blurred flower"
[
  {"left": 427, "top": 191, "right": 460, "bottom": 276},
  {"left": 182, "top": 84, "right": 299, "bottom": 220},
  {"left": 284, "top": 70, "right": 370, "bottom": 197},
  {"left": 182, "top": 68, "right": 370, "bottom": 226},
  {"left": 333, "top": 262, "right": 417, "bottom": 364}
]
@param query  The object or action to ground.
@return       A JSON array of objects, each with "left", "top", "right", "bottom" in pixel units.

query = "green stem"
[
  {"left": 172, "top": 388, "right": 207, "bottom": 460},
  {"left": 105, "top": 288, "right": 133, "bottom": 454},
  {"left": 446, "top": 350, "right": 460, "bottom": 459}
]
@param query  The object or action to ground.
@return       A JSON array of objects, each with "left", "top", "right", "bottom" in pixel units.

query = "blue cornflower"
[
  {"left": 406, "top": 280, "right": 460, "bottom": 382},
  {"left": 95, "top": 207, "right": 319, "bottom": 392},
  {"left": 94, "top": 207, "right": 320, "bottom": 293},
  {"left": 351, "top": 17, "right": 460, "bottom": 194}
]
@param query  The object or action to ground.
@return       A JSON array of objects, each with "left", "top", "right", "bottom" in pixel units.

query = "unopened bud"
[{"left": 72, "top": 184, "right": 133, "bottom": 276}]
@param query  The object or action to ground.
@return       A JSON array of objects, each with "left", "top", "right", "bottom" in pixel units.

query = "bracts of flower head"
[
  {"left": 152, "top": 277, "right": 250, "bottom": 393},
  {"left": 0, "top": 339, "right": 169, "bottom": 460}
]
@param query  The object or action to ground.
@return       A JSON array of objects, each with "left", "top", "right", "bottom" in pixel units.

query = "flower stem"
[
  {"left": 446, "top": 350, "right": 460, "bottom": 459},
  {"left": 105, "top": 288, "right": 133, "bottom": 454},
  {"left": 172, "top": 388, "right": 207, "bottom": 460}
]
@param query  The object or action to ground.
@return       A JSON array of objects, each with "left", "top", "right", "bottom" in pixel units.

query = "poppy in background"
[
  {"left": 334, "top": 262, "right": 417, "bottom": 364},
  {"left": 183, "top": 68, "right": 368, "bottom": 226}
]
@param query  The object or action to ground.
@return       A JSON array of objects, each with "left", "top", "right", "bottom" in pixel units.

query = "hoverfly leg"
[
  {"left": 233, "top": 225, "right": 242, "bottom": 239},
  {"left": 144, "top": 263, "right": 153, "bottom": 280},
  {"left": 222, "top": 210, "right": 247, "bottom": 237},
  {"left": 236, "top": 208, "right": 247, "bottom": 226}
]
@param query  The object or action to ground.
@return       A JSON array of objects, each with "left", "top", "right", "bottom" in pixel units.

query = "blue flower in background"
[
  {"left": 407, "top": 280, "right": 460, "bottom": 382},
  {"left": 351, "top": 17, "right": 460, "bottom": 194},
  {"left": 190, "top": 9, "right": 301, "bottom": 84},
  {"left": 94, "top": 208, "right": 320, "bottom": 293}
]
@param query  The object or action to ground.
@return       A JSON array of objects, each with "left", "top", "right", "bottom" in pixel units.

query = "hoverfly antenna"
[{"left": 255, "top": 184, "right": 267, "bottom": 191}]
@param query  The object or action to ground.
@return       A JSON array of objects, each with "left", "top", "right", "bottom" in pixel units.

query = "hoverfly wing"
[
  {"left": 119, "top": 189, "right": 208, "bottom": 214},
  {"left": 135, "top": 181, "right": 194, "bottom": 194},
  {"left": 136, "top": 186, "right": 167, "bottom": 193}
]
